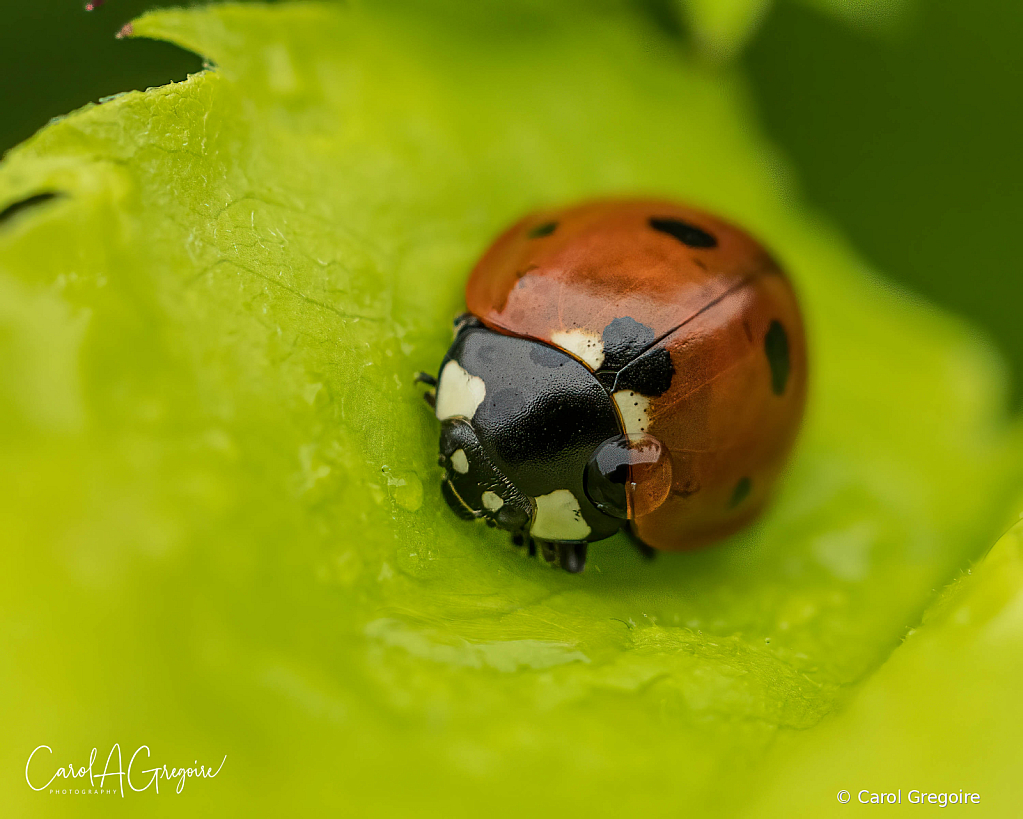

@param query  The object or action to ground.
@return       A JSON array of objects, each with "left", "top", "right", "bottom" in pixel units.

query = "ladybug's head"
[
  {"left": 431, "top": 317, "right": 629, "bottom": 552},
  {"left": 437, "top": 418, "right": 533, "bottom": 532}
]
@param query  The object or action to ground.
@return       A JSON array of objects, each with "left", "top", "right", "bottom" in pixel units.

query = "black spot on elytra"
[
  {"left": 527, "top": 221, "right": 557, "bottom": 238},
  {"left": 649, "top": 216, "right": 717, "bottom": 248},
  {"left": 0, "top": 192, "right": 62, "bottom": 227},
  {"left": 529, "top": 342, "right": 566, "bottom": 368},
  {"left": 601, "top": 316, "right": 657, "bottom": 373},
  {"left": 729, "top": 477, "right": 752, "bottom": 509},
  {"left": 615, "top": 347, "right": 674, "bottom": 397},
  {"left": 764, "top": 320, "right": 790, "bottom": 395}
]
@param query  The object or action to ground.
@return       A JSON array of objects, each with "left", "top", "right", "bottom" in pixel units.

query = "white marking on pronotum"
[
  {"left": 551, "top": 328, "right": 605, "bottom": 371},
  {"left": 435, "top": 360, "right": 486, "bottom": 421},
  {"left": 613, "top": 390, "right": 651, "bottom": 435},
  {"left": 451, "top": 449, "right": 469, "bottom": 474},
  {"left": 481, "top": 491, "right": 504, "bottom": 512},
  {"left": 531, "top": 489, "right": 591, "bottom": 540}
]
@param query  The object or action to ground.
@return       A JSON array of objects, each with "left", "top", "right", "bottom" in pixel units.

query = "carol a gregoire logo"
[{"left": 26, "top": 744, "right": 226, "bottom": 796}]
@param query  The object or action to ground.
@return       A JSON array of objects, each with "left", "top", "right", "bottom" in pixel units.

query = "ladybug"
[{"left": 416, "top": 198, "right": 806, "bottom": 572}]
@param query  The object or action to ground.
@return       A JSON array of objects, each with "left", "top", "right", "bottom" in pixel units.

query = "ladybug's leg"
[
  {"left": 625, "top": 525, "right": 657, "bottom": 561},
  {"left": 534, "top": 539, "right": 588, "bottom": 573},
  {"left": 537, "top": 539, "right": 559, "bottom": 566},
  {"left": 414, "top": 371, "right": 437, "bottom": 409},
  {"left": 557, "top": 542, "right": 587, "bottom": 574},
  {"left": 511, "top": 532, "right": 537, "bottom": 557}
]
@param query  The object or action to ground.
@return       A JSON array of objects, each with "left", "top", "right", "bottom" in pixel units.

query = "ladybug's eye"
[{"left": 584, "top": 434, "right": 672, "bottom": 520}]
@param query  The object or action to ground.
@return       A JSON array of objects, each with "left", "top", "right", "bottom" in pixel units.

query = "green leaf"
[
  {"left": 681, "top": 0, "right": 772, "bottom": 59},
  {"left": 796, "top": 0, "right": 915, "bottom": 35},
  {"left": 678, "top": 0, "right": 912, "bottom": 60},
  {"left": 742, "top": 517, "right": 1023, "bottom": 817},
  {"left": 1, "top": 3, "right": 1019, "bottom": 814}
]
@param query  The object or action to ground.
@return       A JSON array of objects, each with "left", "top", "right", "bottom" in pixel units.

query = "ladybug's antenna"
[{"left": 414, "top": 371, "right": 437, "bottom": 408}]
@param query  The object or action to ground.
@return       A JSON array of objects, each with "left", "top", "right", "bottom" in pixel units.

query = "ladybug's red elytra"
[{"left": 417, "top": 198, "right": 807, "bottom": 572}]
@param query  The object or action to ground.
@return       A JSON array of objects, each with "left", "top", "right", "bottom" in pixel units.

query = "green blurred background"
[
  {"left": 4, "top": 3, "right": 1023, "bottom": 816},
  {"left": 7, "top": 0, "right": 1019, "bottom": 401}
]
